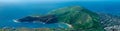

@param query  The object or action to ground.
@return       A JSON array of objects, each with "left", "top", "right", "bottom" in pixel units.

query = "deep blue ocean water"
[{"left": 0, "top": 1, "right": 120, "bottom": 28}]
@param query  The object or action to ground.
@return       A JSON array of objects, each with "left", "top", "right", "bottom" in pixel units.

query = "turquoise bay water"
[{"left": 0, "top": 1, "right": 120, "bottom": 28}]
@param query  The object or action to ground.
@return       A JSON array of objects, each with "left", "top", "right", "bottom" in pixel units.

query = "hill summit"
[{"left": 48, "top": 6, "right": 104, "bottom": 31}]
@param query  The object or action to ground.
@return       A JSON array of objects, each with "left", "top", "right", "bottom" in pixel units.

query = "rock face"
[
  {"left": 14, "top": 14, "right": 58, "bottom": 24},
  {"left": 48, "top": 6, "right": 104, "bottom": 31}
]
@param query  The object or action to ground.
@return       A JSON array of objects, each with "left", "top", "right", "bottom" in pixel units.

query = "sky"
[
  {"left": 0, "top": 0, "right": 120, "bottom": 5},
  {"left": 0, "top": 0, "right": 119, "bottom": 3}
]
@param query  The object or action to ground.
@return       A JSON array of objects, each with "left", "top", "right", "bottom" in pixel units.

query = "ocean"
[{"left": 0, "top": 1, "right": 120, "bottom": 28}]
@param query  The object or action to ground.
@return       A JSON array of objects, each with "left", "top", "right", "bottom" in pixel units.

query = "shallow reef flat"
[{"left": 0, "top": 28, "right": 81, "bottom": 31}]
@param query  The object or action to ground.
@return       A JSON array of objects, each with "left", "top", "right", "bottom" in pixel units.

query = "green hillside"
[{"left": 48, "top": 6, "right": 104, "bottom": 31}]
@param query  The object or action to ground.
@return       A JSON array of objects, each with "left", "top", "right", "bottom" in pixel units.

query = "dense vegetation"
[{"left": 48, "top": 6, "right": 104, "bottom": 31}]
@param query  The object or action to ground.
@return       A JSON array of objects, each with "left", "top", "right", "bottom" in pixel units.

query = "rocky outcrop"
[{"left": 14, "top": 14, "right": 58, "bottom": 24}]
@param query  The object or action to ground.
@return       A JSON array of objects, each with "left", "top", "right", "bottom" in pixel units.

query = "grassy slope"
[{"left": 48, "top": 6, "right": 104, "bottom": 31}]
